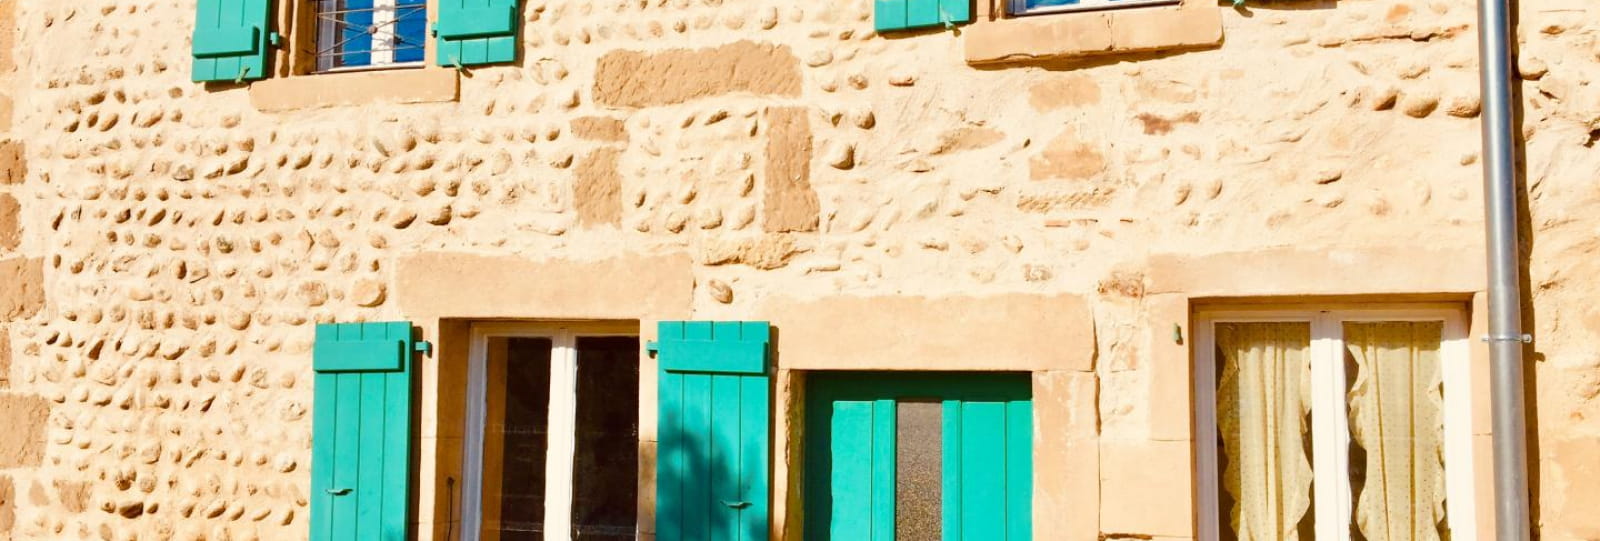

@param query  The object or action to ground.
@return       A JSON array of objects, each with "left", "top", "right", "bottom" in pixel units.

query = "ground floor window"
[
  {"left": 1194, "top": 306, "right": 1476, "bottom": 541},
  {"left": 462, "top": 323, "right": 640, "bottom": 541},
  {"left": 804, "top": 372, "right": 1033, "bottom": 540}
]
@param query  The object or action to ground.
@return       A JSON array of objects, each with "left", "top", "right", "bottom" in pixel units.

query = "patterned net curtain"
[
  {"left": 1215, "top": 322, "right": 1315, "bottom": 541},
  {"left": 1345, "top": 322, "right": 1447, "bottom": 541}
]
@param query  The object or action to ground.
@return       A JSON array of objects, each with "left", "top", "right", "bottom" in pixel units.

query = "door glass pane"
[
  {"left": 571, "top": 337, "right": 641, "bottom": 540},
  {"left": 896, "top": 400, "right": 942, "bottom": 540},
  {"left": 1344, "top": 321, "right": 1447, "bottom": 541},
  {"left": 483, "top": 337, "right": 553, "bottom": 541},
  {"left": 1213, "top": 322, "right": 1315, "bottom": 541}
]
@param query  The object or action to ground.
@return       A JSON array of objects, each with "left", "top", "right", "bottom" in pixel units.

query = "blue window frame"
[{"left": 315, "top": 0, "right": 428, "bottom": 71}]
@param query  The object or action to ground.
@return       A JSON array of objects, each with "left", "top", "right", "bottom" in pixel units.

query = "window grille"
[{"left": 315, "top": 0, "right": 427, "bottom": 72}]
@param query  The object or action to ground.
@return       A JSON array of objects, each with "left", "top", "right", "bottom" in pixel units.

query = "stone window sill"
[
  {"left": 248, "top": 67, "right": 459, "bottom": 112},
  {"left": 964, "top": 0, "right": 1223, "bottom": 65}
]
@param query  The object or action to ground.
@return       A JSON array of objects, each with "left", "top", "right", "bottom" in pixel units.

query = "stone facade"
[{"left": 1, "top": 0, "right": 1598, "bottom": 540}]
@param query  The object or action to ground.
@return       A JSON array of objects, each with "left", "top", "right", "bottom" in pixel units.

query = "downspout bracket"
[{"left": 1481, "top": 334, "right": 1533, "bottom": 343}]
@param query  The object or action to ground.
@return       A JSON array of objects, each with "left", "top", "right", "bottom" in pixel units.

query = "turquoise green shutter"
[
  {"left": 875, "top": 0, "right": 971, "bottom": 32},
  {"left": 191, "top": 0, "right": 275, "bottom": 82},
  {"left": 309, "top": 322, "right": 417, "bottom": 541},
  {"left": 655, "top": 321, "right": 771, "bottom": 541},
  {"left": 434, "top": 0, "right": 520, "bottom": 67},
  {"left": 805, "top": 373, "right": 1032, "bottom": 541}
]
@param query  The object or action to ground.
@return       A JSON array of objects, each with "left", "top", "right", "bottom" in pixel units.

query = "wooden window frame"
[
  {"left": 460, "top": 321, "right": 639, "bottom": 541},
  {"left": 1192, "top": 304, "right": 1477, "bottom": 541}
]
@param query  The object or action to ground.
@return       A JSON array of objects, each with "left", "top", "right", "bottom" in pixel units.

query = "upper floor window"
[
  {"left": 1007, "top": 0, "right": 1178, "bottom": 16},
  {"left": 314, "top": 0, "right": 428, "bottom": 72}
]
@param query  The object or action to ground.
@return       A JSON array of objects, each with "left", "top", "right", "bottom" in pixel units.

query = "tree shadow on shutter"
[{"left": 662, "top": 387, "right": 771, "bottom": 541}]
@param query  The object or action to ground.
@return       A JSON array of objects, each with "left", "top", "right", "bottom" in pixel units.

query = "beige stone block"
[
  {"left": 416, "top": 436, "right": 465, "bottom": 531},
  {"left": 0, "top": 258, "right": 42, "bottom": 322},
  {"left": 638, "top": 441, "right": 657, "bottom": 535},
  {"left": 570, "top": 116, "right": 629, "bottom": 143},
  {"left": 0, "top": 331, "right": 9, "bottom": 389},
  {"left": 637, "top": 328, "right": 660, "bottom": 442},
  {"left": 1037, "top": 440, "right": 1099, "bottom": 541},
  {"left": 594, "top": 41, "right": 802, "bottom": 108},
  {"left": 1036, "top": 371, "right": 1099, "bottom": 541},
  {"left": 1470, "top": 292, "right": 1493, "bottom": 436},
  {"left": 0, "top": 474, "right": 12, "bottom": 537},
  {"left": 772, "top": 369, "right": 805, "bottom": 541},
  {"left": 762, "top": 107, "right": 818, "bottom": 233},
  {"left": 760, "top": 294, "right": 1094, "bottom": 371},
  {"left": 1100, "top": 440, "right": 1195, "bottom": 537},
  {"left": 422, "top": 319, "right": 470, "bottom": 440},
  {"left": 1146, "top": 247, "right": 1486, "bottom": 297},
  {"left": 249, "top": 68, "right": 459, "bottom": 112},
  {"left": 0, "top": 393, "right": 48, "bottom": 468},
  {"left": 965, "top": 12, "right": 1113, "bottom": 65},
  {"left": 1548, "top": 438, "right": 1600, "bottom": 539},
  {"left": 575, "top": 148, "right": 622, "bottom": 227},
  {"left": 1108, "top": 2, "right": 1223, "bottom": 54},
  {"left": 0, "top": 95, "right": 12, "bottom": 131},
  {"left": 395, "top": 253, "right": 694, "bottom": 320},
  {"left": 1147, "top": 294, "right": 1193, "bottom": 442},
  {"left": 0, "top": 141, "right": 23, "bottom": 185},
  {"left": 1472, "top": 434, "right": 1495, "bottom": 540}
]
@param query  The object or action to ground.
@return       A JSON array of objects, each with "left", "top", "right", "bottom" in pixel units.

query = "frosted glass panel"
[{"left": 895, "top": 400, "right": 942, "bottom": 540}]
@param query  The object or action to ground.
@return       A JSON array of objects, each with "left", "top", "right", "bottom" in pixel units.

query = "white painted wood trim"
[
  {"left": 544, "top": 331, "right": 578, "bottom": 540},
  {"left": 1193, "top": 305, "right": 1475, "bottom": 541}
]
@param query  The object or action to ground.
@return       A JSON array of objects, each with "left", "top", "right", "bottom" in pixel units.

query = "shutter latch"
[
  {"left": 645, "top": 341, "right": 659, "bottom": 357},
  {"left": 414, "top": 340, "right": 433, "bottom": 357},
  {"left": 326, "top": 488, "right": 352, "bottom": 496}
]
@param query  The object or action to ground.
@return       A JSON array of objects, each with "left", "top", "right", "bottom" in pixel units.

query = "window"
[
  {"left": 804, "top": 372, "right": 1033, "bottom": 539},
  {"left": 463, "top": 323, "right": 640, "bottom": 541},
  {"left": 1007, "top": 0, "right": 1178, "bottom": 16},
  {"left": 1194, "top": 307, "right": 1477, "bottom": 541},
  {"left": 314, "top": 0, "right": 428, "bottom": 71}
]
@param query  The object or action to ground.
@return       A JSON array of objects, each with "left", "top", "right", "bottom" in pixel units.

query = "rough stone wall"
[{"left": 0, "top": 0, "right": 1596, "bottom": 539}]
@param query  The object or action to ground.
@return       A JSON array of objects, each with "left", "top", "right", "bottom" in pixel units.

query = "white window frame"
[
  {"left": 1007, "top": 0, "right": 1179, "bottom": 17},
  {"left": 314, "top": 0, "right": 427, "bottom": 73},
  {"left": 461, "top": 321, "right": 639, "bottom": 541},
  {"left": 1193, "top": 305, "right": 1476, "bottom": 541}
]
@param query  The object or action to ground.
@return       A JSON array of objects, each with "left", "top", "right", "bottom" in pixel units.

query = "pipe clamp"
[{"left": 1481, "top": 334, "right": 1533, "bottom": 343}]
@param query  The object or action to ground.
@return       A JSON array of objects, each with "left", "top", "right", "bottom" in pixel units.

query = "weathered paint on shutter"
[
  {"left": 805, "top": 372, "right": 1033, "bottom": 541},
  {"left": 874, "top": 0, "right": 972, "bottom": 32},
  {"left": 655, "top": 321, "right": 771, "bottom": 541},
  {"left": 434, "top": 0, "right": 520, "bottom": 67},
  {"left": 192, "top": 0, "right": 274, "bottom": 82},
  {"left": 309, "top": 322, "right": 416, "bottom": 541}
]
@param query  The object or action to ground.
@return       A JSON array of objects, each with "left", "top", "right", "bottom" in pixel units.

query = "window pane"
[
  {"left": 571, "top": 337, "right": 640, "bottom": 540},
  {"left": 1213, "top": 322, "right": 1314, "bottom": 541},
  {"left": 895, "top": 400, "right": 943, "bottom": 540},
  {"left": 1344, "top": 322, "right": 1447, "bottom": 541},
  {"left": 483, "top": 337, "right": 553, "bottom": 541},
  {"left": 393, "top": 0, "right": 428, "bottom": 63}
]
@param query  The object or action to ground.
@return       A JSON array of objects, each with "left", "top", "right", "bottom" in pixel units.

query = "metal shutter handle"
[{"left": 326, "top": 488, "right": 352, "bottom": 496}]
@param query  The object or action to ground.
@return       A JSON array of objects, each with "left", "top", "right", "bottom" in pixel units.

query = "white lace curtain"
[
  {"left": 1345, "top": 322, "right": 1447, "bottom": 541},
  {"left": 1215, "top": 322, "right": 1314, "bottom": 541},
  {"left": 1214, "top": 321, "right": 1448, "bottom": 541}
]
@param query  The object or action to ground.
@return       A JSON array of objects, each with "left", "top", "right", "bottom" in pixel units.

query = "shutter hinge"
[
  {"left": 645, "top": 341, "right": 659, "bottom": 357},
  {"left": 414, "top": 340, "right": 433, "bottom": 357}
]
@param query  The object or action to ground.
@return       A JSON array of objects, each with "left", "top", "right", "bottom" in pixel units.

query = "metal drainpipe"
[{"left": 1476, "top": 0, "right": 1533, "bottom": 535}]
